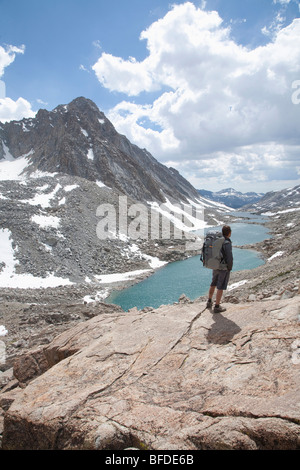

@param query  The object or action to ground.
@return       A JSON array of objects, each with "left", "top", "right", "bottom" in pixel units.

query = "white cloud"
[
  {"left": 273, "top": 0, "right": 292, "bottom": 4},
  {"left": 0, "top": 44, "right": 25, "bottom": 78},
  {"left": 0, "top": 97, "right": 36, "bottom": 123},
  {"left": 93, "top": 2, "right": 300, "bottom": 191},
  {"left": 36, "top": 98, "right": 48, "bottom": 106},
  {"left": 92, "top": 40, "right": 102, "bottom": 50},
  {"left": 93, "top": 53, "right": 160, "bottom": 96},
  {"left": 262, "top": 12, "right": 286, "bottom": 37},
  {"left": 0, "top": 44, "right": 36, "bottom": 123},
  {"left": 176, "top": 142, "right": 300, "bottom": 191}
]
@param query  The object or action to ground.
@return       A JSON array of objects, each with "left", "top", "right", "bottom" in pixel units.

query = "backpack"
[{"left": 200, "top": 231, "right": 227, "bottom": 270}]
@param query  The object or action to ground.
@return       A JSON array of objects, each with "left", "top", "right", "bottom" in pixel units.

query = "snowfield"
[{"left": 0, "top": 228, "right": 73, "bottom": 288}]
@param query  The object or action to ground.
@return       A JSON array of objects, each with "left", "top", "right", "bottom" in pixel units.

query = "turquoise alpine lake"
[{"left": 107, "top": 215, "right": 271, "bottom": 312}]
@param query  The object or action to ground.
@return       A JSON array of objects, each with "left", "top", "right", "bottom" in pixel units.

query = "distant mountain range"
[{"left": 198, "top": 188, "right": 264, "bottom": 209}]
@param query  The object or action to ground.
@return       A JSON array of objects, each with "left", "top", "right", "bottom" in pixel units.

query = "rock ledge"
[{"left": 1, "top": 295, "right": 299, "bottom": 450}]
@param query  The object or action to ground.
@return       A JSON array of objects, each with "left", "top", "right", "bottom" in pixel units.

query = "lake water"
[{"left": 107, "top": 215, "right": 270, "bottom": 311}]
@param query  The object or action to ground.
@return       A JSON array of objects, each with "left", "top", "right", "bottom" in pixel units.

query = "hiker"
[{"left": 206, "top": 225, "right": 233, "bottom": 313}]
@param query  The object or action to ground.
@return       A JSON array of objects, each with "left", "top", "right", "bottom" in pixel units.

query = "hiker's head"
[{"left": 222, "top": 225, "right": 231, "bottom": 238}]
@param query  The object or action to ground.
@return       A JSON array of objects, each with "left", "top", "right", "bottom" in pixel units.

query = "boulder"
[
  {"left": 13, "top": 348, "right": 49, "bottom": 385},
  {"left": 1, "top": 296, "right": 300, "bottom": 450}
]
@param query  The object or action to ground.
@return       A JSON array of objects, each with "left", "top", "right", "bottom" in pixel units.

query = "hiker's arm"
[{"left": 224, "top": 242, "right": 233, "bottom": 271}]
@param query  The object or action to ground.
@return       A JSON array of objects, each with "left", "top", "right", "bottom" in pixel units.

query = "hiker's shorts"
[{"left": 211, "top": 269, "right": 230, "bottom": 291}]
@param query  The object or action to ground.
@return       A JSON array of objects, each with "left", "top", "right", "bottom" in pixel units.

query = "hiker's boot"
[
  {"left": 213, "top": 305, "right": 226, "bottom": 314},
  {"left": 206, "top": 299, "right": 212, "bottom": 309}
]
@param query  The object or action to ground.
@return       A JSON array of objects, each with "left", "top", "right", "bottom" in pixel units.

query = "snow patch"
[
  {"left": 262, "top": 208, "right": 300, "bottom": 216},
  {"left": 0, "top": 228, "right": 72, "bottom": 288},
  {"left": 80, "top": 128, "right": 88, "bottom": 137},
  {"left": 228, "top": 280, "right": 248, "bottom": 291},
  {"left": 267, "top": 251, "right": 284, "bottom": 262},
  {"left": 0, "top": 144, "right": 33, "bottom": 181},
  {"left": 29, "top": 169, "right": 58, "bottom": 179},
  {"left": 0, "top": 325, "right": 8, "bottom": 336},
  {"left": 64, "top": 184, "right": 79, "bottom": 192},
  {"left": 41, "top": 243, "right": 53, "bottom": 253},
  {"left": 87, "top": 148, "right": 94, "bottom": 160},
  {"left": 2, "top": 142, "right": 14, "bottom": 161},
  {"left": 58, "top": 197, "right": 66, "bottom": 205},
  {"left": 122, "top": 243, "right": 167, "bottom": 269},
  {"left": 95, "top": 269, "right": 151, "bottom": 284},
  {"left": 83, "top": 289, "right": 110, "bottom": 304},
  {"left": 96, "top": 180, "right": 110, "bottom": 189},
  {"left": 21, "top": 183, "right": 61, "bottom": 208},
  {"left": 142, "top": 253, "right": 167, "bottom": 269},
  {"left": 31, "top": 214, "right": 60, "bottom": 229},
  {"left": 22, "top": 122, "right": 30, "bottom": 133},
  {"left": 196, "top": 196, "right": 231, "bottom": 211}
]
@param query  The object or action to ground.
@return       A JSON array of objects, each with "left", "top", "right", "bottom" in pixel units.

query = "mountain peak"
[
  {"left": 50, "top": 97, "right": 105, "bottom": 120},
  {"left": 217, "top": 188, "right": 237, "bottom": 195},
  {"left": 0, "top": 97, "right": 199, "bottom": 204},
  {"left": 67, "top": 96, "right": 102, "bottom": 114}
]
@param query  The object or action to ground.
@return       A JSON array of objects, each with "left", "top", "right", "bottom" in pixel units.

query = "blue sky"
[{"left": 0, "top": 0, "right": 300, "bottom": 192}]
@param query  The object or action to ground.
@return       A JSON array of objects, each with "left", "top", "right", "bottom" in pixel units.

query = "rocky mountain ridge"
[
  {"left": 0, "top": 97, "right": 199, "bottom": 204},
  {"left": 244, "top": 184, "right": 300, "bottom": 213},
  {"left": 198, "top": 187, "right": 264, "bottom": 209}
]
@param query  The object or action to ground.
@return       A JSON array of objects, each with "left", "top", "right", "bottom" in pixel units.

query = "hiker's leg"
[
  {"left": 207, "top": 278, "right": 217, "bottom": 308},
  {"left": 214, "top": 289, "right": 226, "bottom": 312},
  {"left": 215, "top": 271, "right": 230, "bottom": 306},
  {"left": 209, "top": 271, "right": 218, "bottom": 300},
  {"left": 216, "top": 289, "right": 223, "bottom": 305},
  {"left": 208, "top": 285, "right": 215, "bottom": 300}
]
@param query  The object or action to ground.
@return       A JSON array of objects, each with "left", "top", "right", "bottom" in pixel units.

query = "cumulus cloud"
[
  {"left": 92, "top": 2, "right": 300, "bottom": 191},
  {"left": 0, "top": 97, "right": 36, "bottom": 123},
  {"left": 0, "top": 44, "right": 25, "bottom": 78},
  {"left": 176, "top": 142, "right": 300, "bottom": 192},
  {"left": 93, "top": 53, "right": 161, "bottom": 96},
  {"left": 0, "top": 44, "right": 36, "bottom": 123}
]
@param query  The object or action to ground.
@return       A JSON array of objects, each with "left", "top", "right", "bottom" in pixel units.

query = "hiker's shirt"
[{"left": 221, "top": 237, "right": 233, "bottom": 271}]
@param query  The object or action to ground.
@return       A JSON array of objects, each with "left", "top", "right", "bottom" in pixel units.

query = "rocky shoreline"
[{"left": 223, "top": 210, "right": 300, "bottom": 302}]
